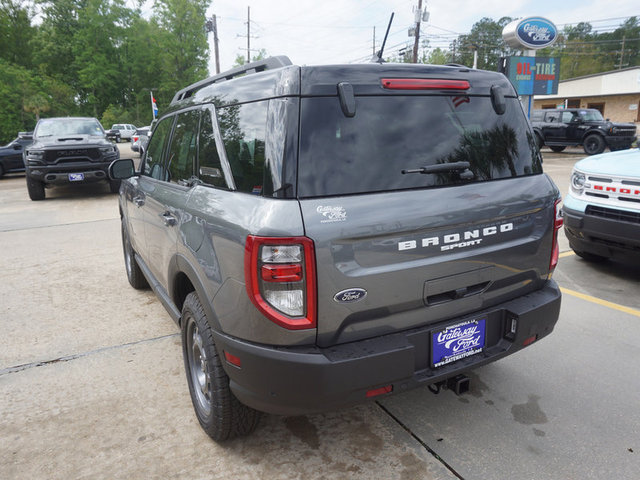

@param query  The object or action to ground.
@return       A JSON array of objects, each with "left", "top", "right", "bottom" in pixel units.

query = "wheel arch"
[{"left": 171, "top": 254, "right": 223, "bottom": 332}]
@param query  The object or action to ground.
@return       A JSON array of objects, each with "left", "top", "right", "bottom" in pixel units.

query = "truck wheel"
[
  {"left": 550, "top": 146, "right": 566, "bottom": 152},
  {"left": 121, "top": 219, "right": 148, "bottom": 289},
  {"left": 583, "top": 134, "right": 605, "bottom": 155},
  {"left": 26, "top": 176, "right": 45, "bottom": 201},
  {"left": 181, "top": 292, "right": 260, "bottom": 441}
]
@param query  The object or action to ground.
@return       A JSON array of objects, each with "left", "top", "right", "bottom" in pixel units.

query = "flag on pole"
[{"left": 150, "top": 92, "right": 158, "bottom": 119}]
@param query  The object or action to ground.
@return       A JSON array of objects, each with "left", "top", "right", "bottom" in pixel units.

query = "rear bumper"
[
  {"left": 27, "top": 161, "right": 112, "bottom": 185},
  {"left": 564, "top": 204, "right": 640, "bottom": 260},
  {"left": 213, "top": 281, "right": 561, "bottom": 415}
]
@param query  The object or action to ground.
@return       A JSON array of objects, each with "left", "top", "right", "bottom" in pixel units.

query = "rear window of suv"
[{"left": 297, "top": 95, "right": 542, "bottom": 198}]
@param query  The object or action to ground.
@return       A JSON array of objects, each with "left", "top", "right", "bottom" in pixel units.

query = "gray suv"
[{"left": 110, "top": 56, "right": 563, "bottom": 441}]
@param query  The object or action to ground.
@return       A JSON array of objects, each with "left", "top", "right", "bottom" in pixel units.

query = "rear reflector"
[
  {"left": 381, "top": 78, "right": 470, "bottom": 90},
  {"left": 366, "top": 385, "right": 393, "bottom": 398},
  {"left": 549, "top": 198, "right": 563, "bottom": 273},
  {"left": 523, "top": 335, "right": 538, "bottom": 347},
  {"left": 224, "top": 351, "right": 242, "bottom": 367}
]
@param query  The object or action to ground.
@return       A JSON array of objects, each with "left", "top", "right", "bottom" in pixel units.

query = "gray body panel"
[{"left": 301, "top": 175, "right": 559, "bottom": 347}]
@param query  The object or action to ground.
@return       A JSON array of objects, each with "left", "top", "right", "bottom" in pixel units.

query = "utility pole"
[
  {"left": 619, "top": 34, "right": 626, "bottom": 69},
  {"left": 412, "top": 0, "right": 422, "bottom": 63},
  {"left": 373, "top": 26, "right": 376, "bottom": 56},
  {"left": 246, "top": 6, "right": 251, "bottom": 64},
  {"left": 205, "top": 15, "right": 221, "bottom": 74}
]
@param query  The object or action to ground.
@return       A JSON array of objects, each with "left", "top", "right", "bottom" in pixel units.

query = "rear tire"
[
  {"left": 26, "top": 176, "right": 45, "bottom": 201},
  {"left": 583, "top": 134, "right": 605, "bottom": 155},
  {"left": 549, "top": 146, "right": 566, "bottom": 152},
  {"left": 121, "top": 219, "right": 149, "bottom": 289},
  {"left": 181, "top": 292, "right": 260, "bottom": 441}
]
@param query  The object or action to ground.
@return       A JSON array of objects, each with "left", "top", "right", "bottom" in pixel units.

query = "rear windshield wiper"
[{"left": 402, "top": 161, "right": 474, "bottom": 179}]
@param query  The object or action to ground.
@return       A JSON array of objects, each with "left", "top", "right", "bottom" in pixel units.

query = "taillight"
[
  {"left": 549, "top": 198, "right": 563, "bottom": 274},
  {"left": 381, "top": 78, "right": 470, "bottom": 90},
  {"left": 244, "top": 236, "right": 317, "bottom": 330}
]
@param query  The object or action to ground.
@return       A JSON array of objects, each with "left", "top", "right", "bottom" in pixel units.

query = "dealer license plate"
[
  {"left": 432, "top": 318, "right": 486, "bottom": 368},
  {"left": 68, "top": 173, "right": 84, "bottom": 182}
]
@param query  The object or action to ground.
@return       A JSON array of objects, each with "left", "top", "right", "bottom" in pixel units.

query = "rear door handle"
[
  {"left": 133, "top": 195, "right": 145, "bottom": 207},
  {"left": 161, "top": 212, "right": 177, "bottom": 227}
]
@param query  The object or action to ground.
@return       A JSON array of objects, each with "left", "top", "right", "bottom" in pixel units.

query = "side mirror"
[
  {"left": 13, "top": 143, "right": 21, "bottom": 150},
  {"left": 109, "top": 158, "right": 136, "bottom": 180}
]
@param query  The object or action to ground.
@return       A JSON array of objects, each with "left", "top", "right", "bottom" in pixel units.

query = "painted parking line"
[
  {"left": 560, "top": 287, "right": 640, "bottom": 318},
  {"left": 559, "top": 251, "right": 575, "bottom": 258}
]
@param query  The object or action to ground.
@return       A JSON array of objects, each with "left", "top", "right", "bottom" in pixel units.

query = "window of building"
[
  {"left": 566, "top": 99, "right": 581, "bottom": 108},
  {"left": 587, "top": 103, "right": 605, "bottom": 116}
]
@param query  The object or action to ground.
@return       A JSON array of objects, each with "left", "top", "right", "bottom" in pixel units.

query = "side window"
[
  {"left": 143, "top": 116, "right": 173, "bottom": 181},
  {"left": 545, "top": 111, "right": 560, "bottom": 123},
  {"left": 561, "top": 111, "right": 574, "bottom": 123},
  {"left": 198, "top": 109, "right": 227, "bottom": 188},
  {"left": 218, "top": 101, "right": 267, "bottom": 194},
  {"left": 167, "top": 110, "right": 199, "bottom": 184}
]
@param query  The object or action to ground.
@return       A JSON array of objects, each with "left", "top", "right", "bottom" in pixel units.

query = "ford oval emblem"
[
  {"left": 333, "top": 288, "right": 367, "bottom": 304},
  {"left": 516, "top": 17, "right": 557, "bottom": 49}
]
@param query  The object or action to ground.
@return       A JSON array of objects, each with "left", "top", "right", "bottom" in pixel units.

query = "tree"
[
  {"left": 233, "top": 49, "right": 269, "bottom": 67},
  {"left": 153, "top": 0, "right": 210, "bottom": 101},
  {"left": 0, "top": 0, "right": 35, "bottom": 68},
  {"left": 455, "top": 17, "right": 514, "bottom": 70}
]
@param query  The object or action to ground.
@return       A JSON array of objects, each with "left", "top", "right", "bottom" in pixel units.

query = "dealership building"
[{"left": 533, "top": 66, "right": 640, "bottom": 124}]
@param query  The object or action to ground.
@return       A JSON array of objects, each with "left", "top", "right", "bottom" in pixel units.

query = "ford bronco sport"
[
  {"left": 110, "top": 56, "right": 563, "bottom": 441},
  {"left": 531, "top": 108, "right": 637, "bottom": 155}
]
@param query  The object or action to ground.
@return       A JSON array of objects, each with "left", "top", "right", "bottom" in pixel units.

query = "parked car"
[
  {"left": 131, "top": 126, "right": 150, "bottom": 153},
  {"left": 564, "top": 147, "right": 640, "bottom": 261},
  {"left": 0, "top": 132, "right": 32, "bottom": 177},
  {"left": 110, "top": 123, "right": 137, "bottom": 141},
  {"left": 105, "top": 128, "right": 121, "bottom": 143},
  {"left": 24, "top": 117, "right": 120, "bottom": 200},
  {"left": 110, "top": 56, "right": 562, "bottom": 441},
  {"left": 531, "top": 108, "right": 636, "bottom": 155}
]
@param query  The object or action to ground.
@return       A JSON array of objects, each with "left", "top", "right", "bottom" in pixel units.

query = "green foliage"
[
  {"left": 233, "top": 49, "right": 269, "bottom": 67},
  {"left": 455, "top": 17, "right": 515, "bottom": 70},
  {"left": 0, "top": 0, "right": 210, "bottom": 142}
]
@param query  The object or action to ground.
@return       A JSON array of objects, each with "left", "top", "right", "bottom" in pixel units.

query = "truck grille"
[
  {"left": 586, "top": 205, "right": 640, "bottom": 225},
  {"left": 44, "top": 148, "right": 101, "bottom": 163}
]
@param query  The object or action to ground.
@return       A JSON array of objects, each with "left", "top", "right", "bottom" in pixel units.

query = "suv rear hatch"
[{"left": 296, "top": 68, "right": 560, "bottom": 348}]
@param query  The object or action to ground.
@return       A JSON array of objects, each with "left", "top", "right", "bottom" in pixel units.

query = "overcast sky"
[{"left": 192, "top": 0, "right": 639, "bottom": 73}]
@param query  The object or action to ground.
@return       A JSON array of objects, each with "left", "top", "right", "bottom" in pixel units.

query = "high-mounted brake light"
[
  {"left": 381, "top": 78, "right": 470, "bottom": 90},
  {"left": 549, "top": 198, "right": 563, "bottom": 274},
  {"left": 245, "top": 236, "right": 317, "bottom": 330}
]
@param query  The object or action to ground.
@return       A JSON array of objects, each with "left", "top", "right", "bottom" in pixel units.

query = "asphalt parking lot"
[{"left": 1, "top": 144, "right": 639, "bottom": 479}]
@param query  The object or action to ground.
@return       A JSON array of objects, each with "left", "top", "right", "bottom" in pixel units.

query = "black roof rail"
[{"left": 171, "top": 55, "right": 293, "bottom": 103}]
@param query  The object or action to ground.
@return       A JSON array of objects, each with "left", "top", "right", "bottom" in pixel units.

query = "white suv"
[{"left": 110, "top": 124, "right": 137, "bottom": 141}]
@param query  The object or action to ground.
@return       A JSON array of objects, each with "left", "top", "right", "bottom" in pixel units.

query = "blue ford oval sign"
[
  {"left": 502, "top": 17, "right": 557, "bottom": 50},
  {"left": 333, "top": 288, "right": 367, "bottom": 304}
]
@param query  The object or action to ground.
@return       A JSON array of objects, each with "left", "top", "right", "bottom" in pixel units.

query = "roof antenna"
[{"left": 376, "top": 12, "right": 395, "bottom": 63}]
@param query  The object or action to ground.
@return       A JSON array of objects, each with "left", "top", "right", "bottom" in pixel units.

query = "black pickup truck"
[{"left": 531, "top": 108, "right": 637, "bottom": 155}]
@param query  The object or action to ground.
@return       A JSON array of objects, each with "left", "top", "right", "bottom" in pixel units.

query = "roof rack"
[{"left": 171, "top": 55, "right": 293, "bottom": 103}]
